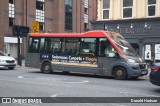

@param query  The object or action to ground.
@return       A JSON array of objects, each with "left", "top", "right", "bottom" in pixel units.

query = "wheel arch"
[
  {"left": 40, "top": 59, "right": 52, "bottom": 72},
  {"left": 111, "top": 65, "right": 128, "bottom": 77}
]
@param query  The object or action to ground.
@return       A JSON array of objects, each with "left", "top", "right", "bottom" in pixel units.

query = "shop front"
[{"left": 91, "top": 18, "right": 160, "bottom": 64}]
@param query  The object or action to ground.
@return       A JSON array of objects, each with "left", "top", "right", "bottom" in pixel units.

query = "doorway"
[{"left": 130, "top": 43, "right": 139, "bottom": 55}]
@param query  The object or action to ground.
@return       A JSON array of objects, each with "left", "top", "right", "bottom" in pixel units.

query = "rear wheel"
[
  {"left": 113, "top": 67, "right": 127, "bottom": 80},
  {"left": 42, "top": 62, "right": 52, "bottom": 74}
]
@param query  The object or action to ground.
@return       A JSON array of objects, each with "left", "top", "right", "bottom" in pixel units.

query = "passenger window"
[
  {"left": 40, "top": 38, "right": 45, "bottom": 53},
  {"left": 80, "top": 38, "right": 96, "bottom": 56},
  {"left": 62, "top": 38, "right": 80, "bottom": 55},
  {"left": 45, "top": 38, "right": 61, "bottom": 54}
]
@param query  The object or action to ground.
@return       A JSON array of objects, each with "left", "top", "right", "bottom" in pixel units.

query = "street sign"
[
  {"left": 12, "top": 25, "right": 29, "bottom": 37},
  {"left": 145, "top": 51, "right": 151, "bottom": 60},
  {"left": 155, "top": 44, "right": 160, "bottom": 60},
  {"left": 32, "top": 22, "right": 40, "bottom": 33}
]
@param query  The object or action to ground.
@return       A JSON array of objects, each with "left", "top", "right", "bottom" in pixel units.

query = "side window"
[
  {"left": 28, "top": 37, "right": 32, "bottom": 52},
  {"left": 29, "top": 37, "right": 40, "bottom": 53},
  {"left": 99, "top": 38, "right": 117, "bottom": 57},
  {"left": 40, "top": 38, "right": 45, "bottom": 53},
  {"left": 80, "top": 38, "right": 96, "bottom": 56},
  {"left": 105, "top": 42, "right": 116, "bottom": 57},
  {"left": 99, "top": 38, "right": 107, "bottom": 56},
  {"left": 62, "top": 38, "right": 80, "bottom": 55},
  {"left": 45, "top": 38, "right": 61, "bottom": 54}
]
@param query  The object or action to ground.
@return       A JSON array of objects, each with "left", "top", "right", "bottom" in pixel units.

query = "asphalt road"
[{"left": 0, "top": 66, "right": 160, "bottom": 106}]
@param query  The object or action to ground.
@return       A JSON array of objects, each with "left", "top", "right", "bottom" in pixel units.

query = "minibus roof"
[{"left": 29, "top": 30, "right": 118, "bottom": 38}]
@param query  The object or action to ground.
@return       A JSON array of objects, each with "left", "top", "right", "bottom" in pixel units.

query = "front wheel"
[
  {"left": 42, "top": 62, "right": 52, "bottom": 74},
  {"left": 113, "top": 67, "right": 127, "bottom": 80}
]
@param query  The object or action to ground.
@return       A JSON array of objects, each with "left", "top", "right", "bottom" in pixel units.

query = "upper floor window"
[
  {"left": 84, "top": 7, "right": 88, "bottom": 15},
  {"left": 36, "top": 0, "right": 45, "bottom": 31},
  {"left": 102, "top": 0, "right": 110, "bottom": 19},
  {"left": 123, "top": 0, "right": 133, "bottom": 18},
  {"left": 9, "top": 0, "right": 15, "bottom": 26},
  {"left": 147, "top": 0, "right": 156, "bottom": 17},
  {"left": 65, "top": 0, "right": 73, "bottom": 31}
]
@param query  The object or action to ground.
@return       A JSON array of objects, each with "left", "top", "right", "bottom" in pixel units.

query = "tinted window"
[
  {"left": 45, "top": 38, "right": 61, "bottom": 54},
  {"left": 80, "top": 38, "right": 96, "bottom": 56},
  {"left": 62, "top": 38, "right": 80, "bottom": 55},
  {"left": 29, "top": 37, "right": 40, "bottom": 53}
]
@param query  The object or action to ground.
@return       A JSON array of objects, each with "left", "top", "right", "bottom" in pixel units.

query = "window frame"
[
  {"left": 147, "top": 0, "right": 157, "bottom": 17},
  {"left": 65, "top": 0, "right": 73, "bottom": 31},
  {"left": 9, "top": 0, "right": 15, "bottom": 26},
  {"left": 102, "top": 0, "right": 110, "bottom": 20},
  {"left": 122, "top": 0, "right": 133, "bottom": 19},
  {"left": 36, "top": 0, "right": 45, "bottom": 31}
]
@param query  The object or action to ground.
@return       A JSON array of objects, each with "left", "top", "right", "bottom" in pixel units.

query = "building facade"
[
  {"left": 92, "top": 0, "right": 160, "bottom": 64},
  {"left": 0, "top": 0, "right": 97, "bottom": 59}
]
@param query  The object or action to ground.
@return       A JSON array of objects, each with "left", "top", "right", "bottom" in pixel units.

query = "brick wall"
[{"left": 0, "top": 0, "right": 97, "bottom": 58}]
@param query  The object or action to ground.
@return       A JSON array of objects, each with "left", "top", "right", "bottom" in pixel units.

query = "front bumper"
[
  {"left": 127, "top": 63, "right": 148, "bottom": 77},
  {"left": 0, "top": 63, "right": 16, "bottom": 68}
]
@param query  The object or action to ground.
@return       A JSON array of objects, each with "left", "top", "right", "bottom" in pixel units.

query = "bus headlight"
[{"left": 128, "top": 59, "right": 136, "bottom": 63}]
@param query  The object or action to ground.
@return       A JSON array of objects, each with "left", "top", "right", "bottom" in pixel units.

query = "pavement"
[{"left": 16, "top": 60, "right": 25, "bottom": 68}]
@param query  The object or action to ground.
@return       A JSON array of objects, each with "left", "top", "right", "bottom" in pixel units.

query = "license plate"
[{"left": 142, "top": 71, "right": 147, "bottom": 74}]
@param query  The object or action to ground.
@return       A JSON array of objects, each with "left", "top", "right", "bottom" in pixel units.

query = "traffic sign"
[
  {"left": 13, "top": 25, "right": 29, "bottom": 37},
  {"left": 32, "top": 22, "right": 40, "bottom": 33}
]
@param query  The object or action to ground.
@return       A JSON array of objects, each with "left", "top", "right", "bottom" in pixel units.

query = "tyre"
[
  {"left": 8, "top": 67, "right": 15, "bottom": 70},
  {"left": 113, "top": 67, "right": 127, "bottom": 80},
  {"left": 42, "top": 62, "right": 52, "bottom": 74}
]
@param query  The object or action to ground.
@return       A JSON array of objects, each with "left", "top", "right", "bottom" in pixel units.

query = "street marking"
[
  {"left": 18, "top": 76, "right": 23, "bottom": 78},
  {"left": 50, "top": 94, "right": 59, "bottom": 97},
  {"left": 50, "top": 93, "right": 66, "bottom": 97},
  {"left": 17, "top": 75, "right": 90, "bottom": 84},
  {"left": 0, "top": 79, "right": 74, "bottom": 88},
  {"left": 66, "top": 80, "right": 89, "bottom": 84}
]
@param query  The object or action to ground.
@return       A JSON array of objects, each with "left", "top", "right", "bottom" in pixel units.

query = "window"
[
  {"left": 65, "top": 0, "right": 73, "bottom": 31},
  {"left": 40, "top": 38, "right": 45, "bottom": 53},
  {"left": 99, "top": 38, "right": 107, "bottom": 56},
  {"left": 123, "top": 0, "right": 133, "bottom": 18},
  {"left": 29, "top": 38, "right": 40, "bottom": 53},
  {"left": 9, "top": 0, "right": 15, "bottom": 26},
  {"left": 84, "top": 0, "right": 89, "bottom": 30},
  {"left": 84, "top": 8, "right": 88, "bottom": 14},
  {"left": 9, "top": 17, "right": 14, "bottom": 26},
  {"left": 102, "top": 0, "right": 110, "bottom": 19},
  {"left": 36, "top": 0, "right": 45, "bottom": 31},
  {"left": 147, "top": 0, "right": 156, "bottom": 17},
  {"left": 80, "top": 38, "right": 96, "bottom": 56},
  {"left": 99, "top": 38, "right": 117, "bottom": 57},
  {"left": 9, "top": 0, "right": 14, "bottom": 4},
  {"left": 84, "top": 23, "right": 88, "bottom": 30},
  {"left": 44, "top": 38, "right": 62, "bottom": 54},
  {"left": 62, "top": 38, "right": 80, "bottom": 55}
]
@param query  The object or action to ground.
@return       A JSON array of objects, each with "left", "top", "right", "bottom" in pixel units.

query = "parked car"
[
  {"left": 0, "top": 51, "right": 16, "bottom": 69},
  {"left": 149, "top": 62, "right": 160, "bottom": 86}
]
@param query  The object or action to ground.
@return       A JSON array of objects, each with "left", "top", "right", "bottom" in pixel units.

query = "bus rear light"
[{"left": 151, "top": 66, "right": 159, "bottom": 72}]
